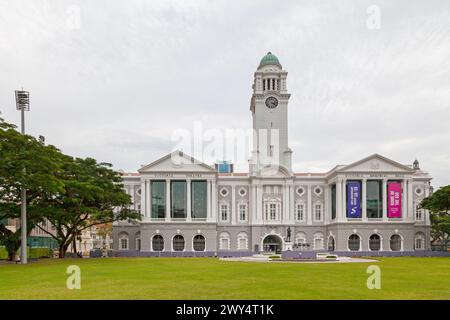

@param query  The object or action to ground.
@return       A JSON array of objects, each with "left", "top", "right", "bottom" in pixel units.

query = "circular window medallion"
[
  {"left": 220, "top": 188, "right": 229, "bottom": 197},
  {"left": 238, "top": 187, "right": 247, "bottom": 197},
  {"left": 296, "top": 187, "right": 305, "bottom": 196},
  {"left": 415, "top": 187, "right": 423, "bottom": 196},
  {"left": 314, "top": 186, "right": 323, "bottom": 196}
]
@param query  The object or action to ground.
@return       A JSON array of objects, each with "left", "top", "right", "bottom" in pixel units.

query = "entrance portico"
[{"left": 262, "top": 235, "right": 283, "bottom": 254}]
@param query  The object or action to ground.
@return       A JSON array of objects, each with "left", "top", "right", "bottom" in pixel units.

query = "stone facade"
[{"left": 112, "top": 53, "right": 432, "bottom": 255}]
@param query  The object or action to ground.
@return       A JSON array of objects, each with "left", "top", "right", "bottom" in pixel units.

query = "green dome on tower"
[{"left": 258, "top": 52, "right": 281, "bottom": 68}]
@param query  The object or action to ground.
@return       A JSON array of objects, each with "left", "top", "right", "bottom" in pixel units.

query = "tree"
[
  {"left": 0, "top": 117, "right": 64, "bottom": 260},
  {"left": 420, "top": 185, "right": 450, "bottom": 244},
  {"left": 37, "top": 156, "right": 140, "bottom": 258}
]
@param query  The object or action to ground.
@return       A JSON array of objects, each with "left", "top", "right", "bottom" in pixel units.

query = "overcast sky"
[{"left": 0, "top": 0, "right": 449, "bottom": 188}]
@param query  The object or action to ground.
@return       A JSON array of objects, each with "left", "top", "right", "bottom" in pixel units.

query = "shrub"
[{"left": 0, "top": 246, "right": 52, "bottom": 260}]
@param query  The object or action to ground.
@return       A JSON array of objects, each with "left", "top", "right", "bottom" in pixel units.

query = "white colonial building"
[{"left": 113, "top": 52, "right": 432, "bottom": 256}]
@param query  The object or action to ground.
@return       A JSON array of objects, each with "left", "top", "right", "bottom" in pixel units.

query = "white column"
[
  {"left": 257, "top": 185, "right": 263, "bottom": 223},
  {"left": 165, "top": 179, "right": 171, "bottom": 221},
  {"left": 147, "top": 179, "right": 152, "bottom": 218},
  {"left": 282, "top": 185, "right": 288, "bottom": 224},
  {"left": 307, "top": 185, "right": 312, "bottom": 225},
  {"left": 341, "top": 178, "right": 347, "bottom": 222},
  {"left": 424, "top": 183, "right": 431, "bottom": 225},
  {"left": 407, "top": 178, "right": 414, "bottom": 222},
  {"left": 382, "top": 178, "right": 388, "bottom": 221},
  {"left": 140, "top": 179, "right": 146, "bottom": 217},
  {"left": 362, "top": 178, "right": 367, "bottom": 222},
  {"left": 186, "top": 179, "right": 192, "bottom": 222},
  {"left": 289, "top": 184, "right": 295, "bottom": 224},
  {"left": 336, "top": 178, "right": 342, "bottom": 222},
  {"left": 402, "top": 178, "right": 407, "bottom": 220},
  {"left": 324, "top": 185, "right": 330, "bottom": 224},
  {"left": 251, "top": 185, "right": 257, "bottom": 223},
  {"left": 231, "top": 185, "right": 236, "bottom": 225},
  {"left": 210, "top": 179, "right": 217, "bottom": 222}
]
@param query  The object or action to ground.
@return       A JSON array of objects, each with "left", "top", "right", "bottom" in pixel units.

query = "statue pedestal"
[{"left": 284, "top": 241, "right": 293, "bottom": 251}]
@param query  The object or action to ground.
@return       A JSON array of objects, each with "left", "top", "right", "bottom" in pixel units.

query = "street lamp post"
[{"left": 15, "top": 90, "right": 30, "bottom": 264}]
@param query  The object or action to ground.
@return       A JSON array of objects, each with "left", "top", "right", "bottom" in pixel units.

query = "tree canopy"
[
  {"left": 0, "top": 116, "right": 140, "bottom": 260},
  {"left": 421, "top": 185, "right": 450, "bottom": 244}
]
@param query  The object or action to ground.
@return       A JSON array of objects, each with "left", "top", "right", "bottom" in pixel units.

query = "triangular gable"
[
  {"left": 338, "top": 154, "right": 414, "bottom": 173},
  {"left": 138, "top": 150, "right": 216, "bottom": 173}
]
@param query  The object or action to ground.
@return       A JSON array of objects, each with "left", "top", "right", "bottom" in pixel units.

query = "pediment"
[
  {"left": 338, "top": 154, "right": 413, "bottom": 173},
  {"left": 138, "top": 150, "right": 216, "bottom": 173}
]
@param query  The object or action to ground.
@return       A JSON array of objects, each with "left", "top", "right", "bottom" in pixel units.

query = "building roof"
[{"left": 258, "top": 52, "right": 282, "bottom": 69}]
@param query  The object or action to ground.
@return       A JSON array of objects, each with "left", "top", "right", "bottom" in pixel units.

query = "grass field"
[{"left": 0, "top": 257, "right": 449, "bottom": 299}]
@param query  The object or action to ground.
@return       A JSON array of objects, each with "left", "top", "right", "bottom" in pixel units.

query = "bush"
[
  {"left": 0, "top": 246, "right": 52, "bottom": 260},
  {"left": 0, "top": 247, "right": 7, "bottom": 260},
  {"left": 269, "top": 255, "right": 281, "bottom": 259},
  {"left": 29, "top": 247, "right": 52, "bottom": 259}
]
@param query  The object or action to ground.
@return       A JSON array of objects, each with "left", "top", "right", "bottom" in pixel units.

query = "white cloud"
[{"left": 0, "top": 0, "right": 449, "bottom": 187}]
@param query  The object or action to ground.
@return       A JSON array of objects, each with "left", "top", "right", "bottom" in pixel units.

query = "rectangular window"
[
  {"left": 191, "top": 180, "right": 207, "bottom": 219},
  {"left": 270, "top": 203, "right": 277, "bottom": 220},
  {"left": 367, "top": 180, "right": 382, "bottom": 218},
  {"left": 296, "top": 203, "right": 304, "bottom": 221},
  {"left": 171, "top": 181, "right": 187, "bottom": 218},
  {"left": 120, "top": 239, "right": 128, "bottom": 250},
  {"left": 220, "top": 204, "right": 228, "bottom": 221},
  {"left": 239, "top": 204, "right": 247, "bottom": 221},
  {"left": 151, "top": 181, "right": 166, "bottom": 219},
  {"left": 331, "top": 184, "right": 336, "bottom": 219},
  {"left": 415, "top": 205, "right": 424, "bottom": 221},
  {"left": 314, "top": 204, "right": 322, "bottom": 221}
]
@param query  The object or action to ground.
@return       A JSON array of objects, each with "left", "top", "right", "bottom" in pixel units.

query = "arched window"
[
  {"left": 237, "top": 232, "right": 248, "bottom": 250},
  {"left": 414, "top": 232, "right": 425, "bottom": 250},
  {"left": 219, "top": 232, "right": 230, "bottom": 250},
  {"left": 348, "top": 234, "right": 360, "bottom": 251},
  {"left": 390, "top": 234, "right": 402, "bottom": 251},
  {"left": 369, "top": 234, "right": 381, "bottom": 251},
  {"left": 173, "top": 235, "right": 185, "bottom": 251},
  {"left": 328, "top": 236, "right": 335, "bottom": 251},
  {"left": 193, "top": 235, "right": 205, "bottom": 252},
  {"left": 135, "top": 232, "right": 141, "bottom": 251},
  {"left": 118, "top": 232, "right": 129, "bottom": 250},
  {"left": 295, "top": 232, "right": 307, "bottom": 251},
  {"left": 313, "top": 233, "right": 324, "bottom": 250},
  {"left": 152, "top": 235, "right": 164, "bottom": 251}
]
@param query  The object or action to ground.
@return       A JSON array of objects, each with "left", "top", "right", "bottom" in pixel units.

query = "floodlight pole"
[
  {"left": 20, "top": 106, "right": 27, "bottom": 264},
  {"left": 16, "top": 90, "right": 29, "bottom": 264}
]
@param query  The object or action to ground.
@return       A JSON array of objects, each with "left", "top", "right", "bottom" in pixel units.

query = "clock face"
[{"left": 265, "top": 97, "right": 279, "bottom": 109}]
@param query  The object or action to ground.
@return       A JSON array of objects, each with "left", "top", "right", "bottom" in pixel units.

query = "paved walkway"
[{"left": 220, "top": 255, "right": 377, "bottom": 264}]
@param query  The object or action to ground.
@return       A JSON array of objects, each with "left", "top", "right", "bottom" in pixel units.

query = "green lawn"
[{"left": 0, "top": 257, "right": 449, "bottom": 299}]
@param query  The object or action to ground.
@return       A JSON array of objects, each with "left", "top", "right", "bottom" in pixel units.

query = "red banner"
[{"left": 387, "top": 182, "right": 402, "bottom": 218}]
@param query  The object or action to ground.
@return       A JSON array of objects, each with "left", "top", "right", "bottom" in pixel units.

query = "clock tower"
[{"left": 249, "top": 52, "right": 292, "bottom": 175}]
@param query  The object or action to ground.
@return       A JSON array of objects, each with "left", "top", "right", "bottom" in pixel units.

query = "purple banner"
[
  {"left": 387, "top": 182, "right": 402, "bottom": 218},
  {"left": 347, "top": 181, "right": 362, "bottom": 218}
]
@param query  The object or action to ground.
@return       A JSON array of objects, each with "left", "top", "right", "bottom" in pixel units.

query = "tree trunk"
[
  {"left": 8, "top": 250, "right": 15, "bottom": 262},
  {"left": 6, "top": 244, "right": 20, "bottom": 262},
  {"left": 58, "top": 242, "right": 69, "bottom": 259},
  {"left": 72, "top": 237, "right": 77, "bottom": 254}
]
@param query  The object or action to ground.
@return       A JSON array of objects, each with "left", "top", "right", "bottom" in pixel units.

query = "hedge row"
[{"left": 0, "top": 246, "right": 53, "bottom": 260}]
